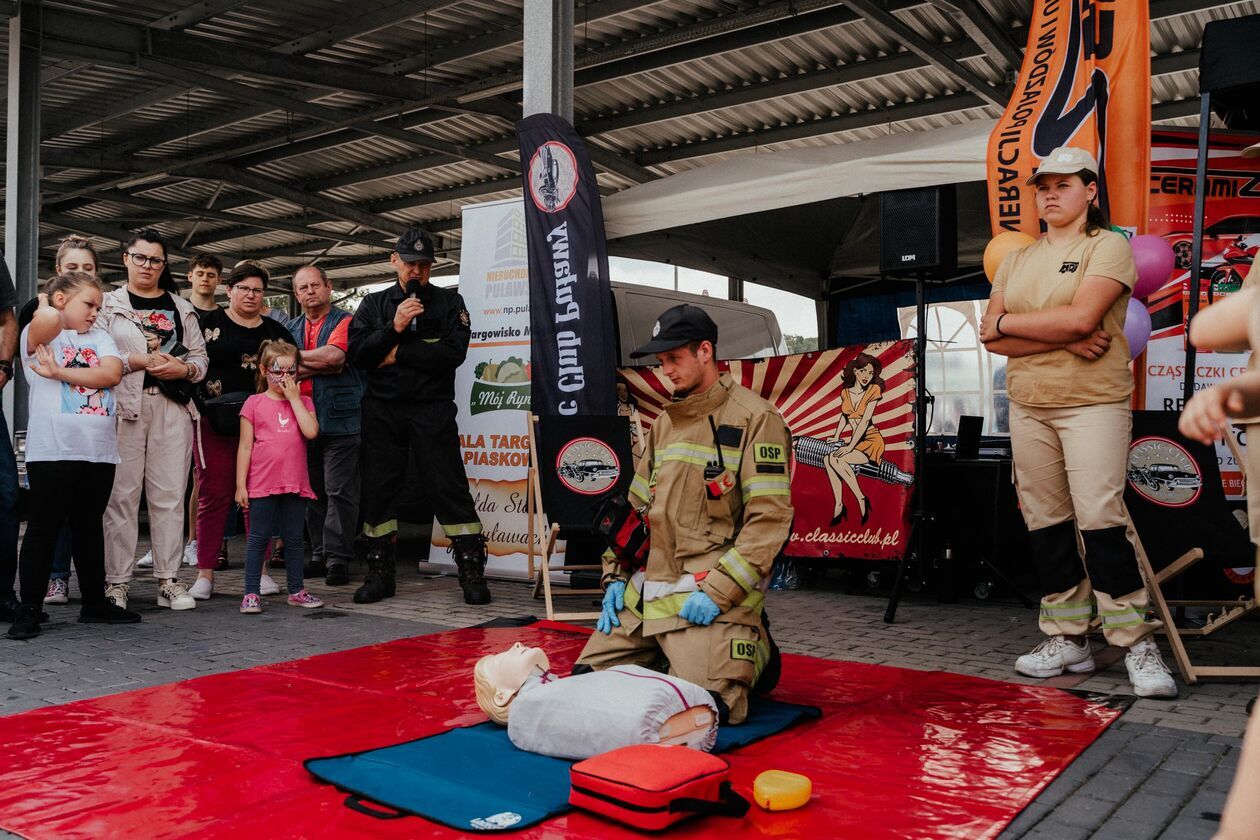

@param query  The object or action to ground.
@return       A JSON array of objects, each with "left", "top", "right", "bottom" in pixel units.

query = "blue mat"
[{"left": 305, "top": 697, "right": 821, "bottom": 832}]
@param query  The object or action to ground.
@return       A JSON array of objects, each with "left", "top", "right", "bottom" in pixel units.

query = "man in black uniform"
[{"left": 347, "top": 229, "right": 490, "bottom": 605}]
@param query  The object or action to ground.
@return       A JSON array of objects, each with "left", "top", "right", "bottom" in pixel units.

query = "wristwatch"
[{"left": 0, "top": 360, "right": 13, "bottom": 380}]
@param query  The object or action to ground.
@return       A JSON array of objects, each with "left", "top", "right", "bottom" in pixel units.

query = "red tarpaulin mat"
[{"left": 0, "top": 622, "right": 1126, "bottom": 839}]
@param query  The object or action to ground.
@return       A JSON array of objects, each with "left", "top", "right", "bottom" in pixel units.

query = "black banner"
[{"left": 517, "top": 113, "right": 617, "bottom": 417}]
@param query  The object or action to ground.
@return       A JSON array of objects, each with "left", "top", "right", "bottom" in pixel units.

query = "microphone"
[{"left": 405, "top": 280, "right": 422, "bottom": 333}]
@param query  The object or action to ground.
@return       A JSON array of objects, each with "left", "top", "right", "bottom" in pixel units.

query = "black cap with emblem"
[
  {"left": 395, "top": 228, "right": 435, "bottom": 264},
  {"left": 630, "top": 304, "right": 719, "bottom": 358}
]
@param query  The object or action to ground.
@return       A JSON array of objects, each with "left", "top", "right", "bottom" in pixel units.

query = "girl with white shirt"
[{"left": 7, "top": 272, "right": 140, "bottom": 640}]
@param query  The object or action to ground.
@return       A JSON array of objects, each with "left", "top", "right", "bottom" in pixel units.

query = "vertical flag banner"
[
  {"left": 621, "top": 342, "right": 918, "bottom": 561},
  {"left": 517, "top": 113, "right": 618, "bottom": 417},
  {"left": 987, "top": 0, "right": 1150, "bottom": 236}
]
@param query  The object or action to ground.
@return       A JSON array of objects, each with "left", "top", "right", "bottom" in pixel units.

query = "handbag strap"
[{"left": 669, "top": 781, "right": 750, "bottom": 819}]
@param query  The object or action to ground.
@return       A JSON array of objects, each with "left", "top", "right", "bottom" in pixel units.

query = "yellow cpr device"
[{"left": 753, "top": 769, "right": 812, "bottom": 811}]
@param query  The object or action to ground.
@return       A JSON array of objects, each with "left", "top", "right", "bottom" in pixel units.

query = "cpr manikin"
[{"left": 473, "top": 643, "right": 718, "bottom": 760}]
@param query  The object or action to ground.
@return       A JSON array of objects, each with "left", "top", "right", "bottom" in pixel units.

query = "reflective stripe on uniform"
[
  {"left": 1099, "top": 606, "right": 1146, "bottom": 629},
  {"left": 630, "top": 473, "right": 652, "bottom": 503},
  {"left": 741, "top": 475, "right": 791, "bottom": 502},
  {"left": 719, "top": 548, "right": 759, "bottom": 593},
  {"left": 657, "top": 442, "right": 742, "bottom": 470},
  {"left": 362, "top": 519, "right": 398, "bottom": 538},
  {"left": 440, "top": 521, "right": 484, "bottom": 537},
  {"left": 1039, "top": 600, "right": 1095, "bottom": 622}
]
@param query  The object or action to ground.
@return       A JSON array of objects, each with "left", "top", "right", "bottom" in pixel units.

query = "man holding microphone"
[{"left": 347, "top": 229, "right": 490, "bottom": 606}]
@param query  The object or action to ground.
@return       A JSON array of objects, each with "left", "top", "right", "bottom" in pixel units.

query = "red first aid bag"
[{"left": 569, "top": 744, "right": 750, "bottom": 831}]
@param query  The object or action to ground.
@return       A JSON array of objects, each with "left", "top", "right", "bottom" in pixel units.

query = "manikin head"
[{"left": 473, "top": 643, "right": 551, "bottom": 725}]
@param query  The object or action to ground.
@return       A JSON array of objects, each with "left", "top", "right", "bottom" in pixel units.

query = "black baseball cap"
[
  {"left": 395, "top": 228, "right": 435, "bottom": 264},
  {"left": 630, "top": 304, "right": 719, "bottom": 358}
]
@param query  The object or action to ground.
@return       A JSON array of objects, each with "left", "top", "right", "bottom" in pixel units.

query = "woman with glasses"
[
  {"left": 100, "top": 228, "right": 208, "bottom": 613},
  {"left": 190, "top": 262, "right": 293, "bottom": 600}
]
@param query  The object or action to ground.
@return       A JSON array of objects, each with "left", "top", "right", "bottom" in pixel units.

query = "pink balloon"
[
  {"left": 1124, "top": 297, "right": 1152, "bottom": 359},
  {"left": 1130, "top": 234, "right": 1176, "bottom": 299}
]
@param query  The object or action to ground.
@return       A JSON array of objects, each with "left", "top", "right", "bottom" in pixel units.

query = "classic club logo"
[
  {"left": 555, "top": 437, "right": 621, "bottom": 495},
  {"left": 1126, "top": 436, "right": 1203, "bottom": 508},
  {"left": 528, "top": 141, "right": 579, "bottom": 214}
]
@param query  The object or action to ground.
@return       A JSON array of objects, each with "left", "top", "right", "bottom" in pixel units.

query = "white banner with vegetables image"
[{"left": 428, "top": 198, "right": 542, "bottom": 579}]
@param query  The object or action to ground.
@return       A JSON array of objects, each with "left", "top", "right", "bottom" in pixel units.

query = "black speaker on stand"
[{"left": 879, "top": 185, "right": 957, "bottom": 624}]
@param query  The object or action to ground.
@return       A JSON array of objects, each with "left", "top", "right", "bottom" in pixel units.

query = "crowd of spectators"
[{"left": 1, "top": 226, "right": 485, "bottom": 640}]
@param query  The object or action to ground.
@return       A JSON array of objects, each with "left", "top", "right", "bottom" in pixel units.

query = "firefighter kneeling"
[{"left": 574, "top": 305, "right": 791, "bottom": 725}]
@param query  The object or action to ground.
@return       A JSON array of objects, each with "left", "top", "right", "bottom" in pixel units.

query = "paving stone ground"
[{"left": 1, "top": 535, "right": 1255, "bottom": 839}]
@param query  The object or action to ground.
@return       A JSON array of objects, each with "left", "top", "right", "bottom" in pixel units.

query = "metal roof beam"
[
  {"left": 149, "top": 0, "right": 254, "bottom": 31},
  {"left": 366, "top": 176, "right": 521, "bottom": 213},
  {"left": 635, "top": 93, "right": 988, "bottom": 165},
  {"left": 78, "top": 190, "right": 394, "bottom": 248},
  {"left": 928, "top": 1, "right": 1023, "bottom": 71},
  {"left": 841, "top": 0, "right": 1009, "bottom": 107},
  {"left": 38, "top": 0, "right": 469, "bottom": 141}
]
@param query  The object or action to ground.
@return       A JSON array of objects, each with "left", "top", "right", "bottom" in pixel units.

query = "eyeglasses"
[
  {"left": 125, "top": 252, "right": 166, "bottom": 269},
  {"left": 233, "top": 286, "right": 265, "bottom": 297}
]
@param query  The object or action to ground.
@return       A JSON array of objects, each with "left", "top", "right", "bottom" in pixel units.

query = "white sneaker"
[
  {"left": 189, "top": 577, "right": 214, "bottom": 600},
  {"left": 1125, "top": 638, "right": 1179, "bottom": 698},
  {"left": 44, "top": 578, "right": 69, "bottom": 604},
  {"left": 1015, "top": 635, "right": 1095, "bottom": 679},
  {"left": 135, "top": 550, "right": 153, "bottom": 568},
  {"left": 104, "top": 582, "right": 130, "bottom": 611},
  {"left": 157, "top": 580, "right": 196, "bottom": 611},
  {"left": 259, "top": 575, "right": 280, "bottom": 596},
  {"left": 183, "top": 540, "right": 198, "bottom": 566}
]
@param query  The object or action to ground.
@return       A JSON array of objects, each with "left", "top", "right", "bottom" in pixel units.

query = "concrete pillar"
[
  {"left": 5, "top": 8, "right": 41, "bottom": 433},
  {"left": 522, "top": 0, "right": 573, "bottom": 122}
]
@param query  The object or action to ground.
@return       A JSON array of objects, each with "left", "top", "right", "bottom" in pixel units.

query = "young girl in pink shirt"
[{"left": 235, "top": 340, "right": 323, "bottom": 613}]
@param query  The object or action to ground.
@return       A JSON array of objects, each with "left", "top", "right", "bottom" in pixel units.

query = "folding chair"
[
  {"left": 1125, "top": 411, "right": 1260, "bottom": 684},
  {"left": 526, "top": 414, "right": 633, "bottom": 622}
]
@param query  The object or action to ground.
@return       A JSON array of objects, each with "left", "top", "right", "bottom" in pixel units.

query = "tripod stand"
[{"left": 884, "top": 271, "right": 932, "bottom": 624}]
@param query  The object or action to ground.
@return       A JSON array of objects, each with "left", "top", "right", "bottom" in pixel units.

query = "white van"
[{"left": 612, "top": 282, "right": 787, "bottom": 366}]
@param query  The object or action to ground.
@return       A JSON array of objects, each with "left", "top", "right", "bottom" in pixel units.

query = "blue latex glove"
[
  {"left": 597, "top": 580, "right": 626, "bottom": 635},
  {"left": 679, "top": 591, "right": 720, "bottom": 626}
]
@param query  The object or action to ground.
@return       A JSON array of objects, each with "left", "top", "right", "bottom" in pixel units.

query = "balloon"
[
  {"left": 1130, "top": 234, "right": 1176, "bottom": 299},
  {"left": 1124, "top": 297, "right": 1152, "bottom": 359},
  {"left": 983, "top": 232, "right": 1038, "bottom": 282}
]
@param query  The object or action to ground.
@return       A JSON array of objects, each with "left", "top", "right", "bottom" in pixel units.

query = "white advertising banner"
[{"left": 425, "top": 198, "right": 543, "bottom": 580}]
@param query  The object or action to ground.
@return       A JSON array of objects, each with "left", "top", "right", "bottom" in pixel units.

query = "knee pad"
[
  {"left": 1028, "top": 520, "right": 1086, "bottom": 594},
  {"left": 1080, "top": 526, "right": 1143, "bottom": 597}
]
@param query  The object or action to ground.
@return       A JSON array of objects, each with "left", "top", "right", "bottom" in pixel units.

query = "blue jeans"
[
  {"left": 49, "top": 526, "right": 72, "bottom": 581},
  {"left": 244, "top": 494, "right": 307, "bottom": 596},
  {"left": 0, "top": 411, "right": 20, "bottom": 598}
]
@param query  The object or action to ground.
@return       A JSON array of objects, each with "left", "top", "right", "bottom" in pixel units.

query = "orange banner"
[{"left": 987, "top": 0, "right": 1150, "bottom": 236}]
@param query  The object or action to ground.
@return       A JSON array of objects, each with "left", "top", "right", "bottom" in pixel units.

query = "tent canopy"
[{"left": 603, "top": 120, "right": 994, "bottom": 299}]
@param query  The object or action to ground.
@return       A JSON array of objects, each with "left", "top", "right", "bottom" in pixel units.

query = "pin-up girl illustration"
[{"left": 825, "top": 352, "right": 885, "bottom": 525}]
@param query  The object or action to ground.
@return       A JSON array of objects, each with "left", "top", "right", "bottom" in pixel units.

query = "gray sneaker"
[{"left": 1125, "top": 638, "right": 1178, "bottom": 698}]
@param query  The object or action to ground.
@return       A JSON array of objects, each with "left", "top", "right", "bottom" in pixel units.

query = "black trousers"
[
  {"left": 359, "top": 398, "right": 481, "bottom": 539},
  {"left": 21, "top": 461, "right": 116, "bottom": 608}
]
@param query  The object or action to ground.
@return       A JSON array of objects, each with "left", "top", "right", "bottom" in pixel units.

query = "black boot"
[
  {"left": 450, "top": 534, "right": 491, "bottom": 605},
  {"left": 0, "top": 592, "right": 48, "bottom": 623},
  {"left": 7, "top": 603, "right": 41, "bottom": 640},
  {"left": 353, "top": 537, "right": 396, "bottom": 604},
  {"left": 325, "top": 562, "right": 349, "bottom": 586}
]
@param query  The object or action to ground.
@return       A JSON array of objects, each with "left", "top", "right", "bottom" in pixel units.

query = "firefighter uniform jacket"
[{"left": 603, "top": 373, "right": 793, "bottom": 636}]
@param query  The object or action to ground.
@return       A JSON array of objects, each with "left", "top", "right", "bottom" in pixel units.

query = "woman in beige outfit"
[{"left": 100, "top": 229, "right": 207, "bottom": 612}]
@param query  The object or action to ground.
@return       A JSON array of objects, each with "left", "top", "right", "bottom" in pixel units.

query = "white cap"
[{"left": 1026, "top": 146, "right": 1099, "bottom": 185}]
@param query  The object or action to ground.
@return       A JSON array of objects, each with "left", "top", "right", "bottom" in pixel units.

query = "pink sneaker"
[
  {"left": 287, "top": 590, "right": 323, "bottom": 609},
  {"left": 239, "top": 594, "right": 262, "bottom": 614}
]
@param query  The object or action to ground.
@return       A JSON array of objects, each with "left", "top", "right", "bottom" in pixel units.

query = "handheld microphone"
[{"left": 405, "top": 280, "right": 422, "bottom": 333}]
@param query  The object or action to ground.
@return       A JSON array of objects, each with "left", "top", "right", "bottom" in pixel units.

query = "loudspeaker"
[{"left": 879, "top": 186, "right": 957, "bottom": 275}]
